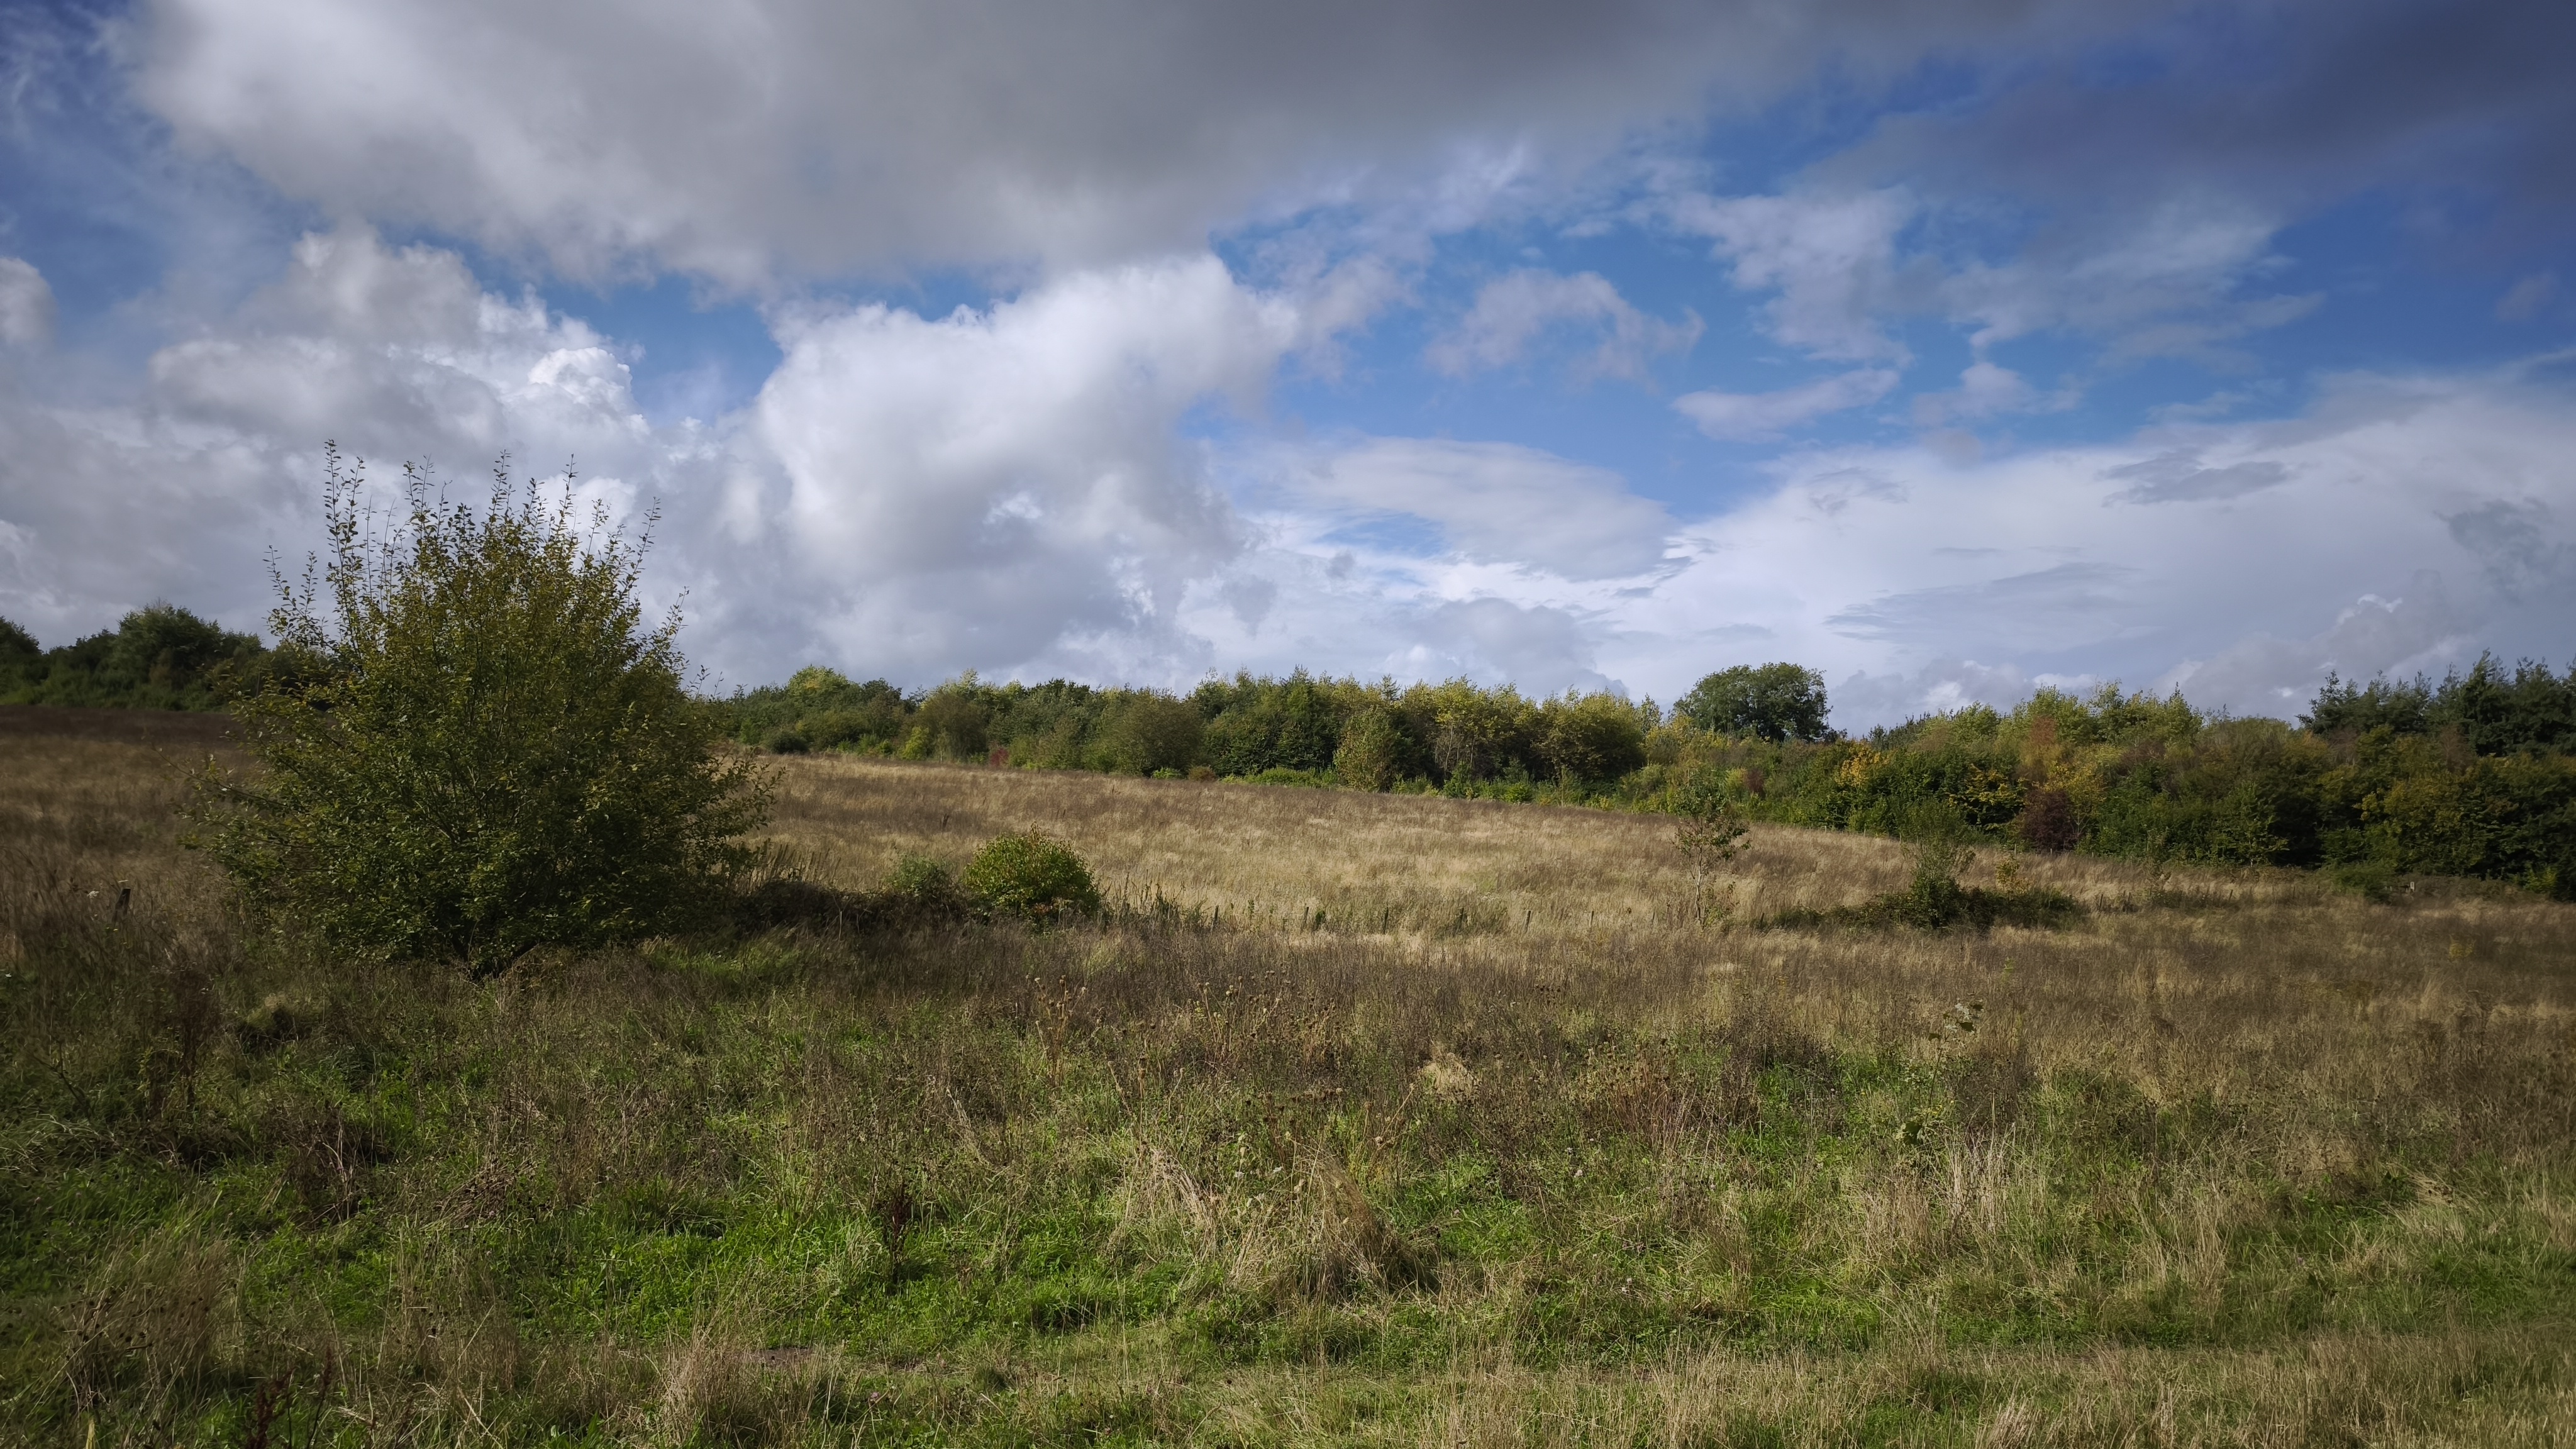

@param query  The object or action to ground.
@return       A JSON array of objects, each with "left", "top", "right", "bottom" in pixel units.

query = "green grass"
[{"left": 7, "top": 741, "right": 2576, "bottom": 1445}]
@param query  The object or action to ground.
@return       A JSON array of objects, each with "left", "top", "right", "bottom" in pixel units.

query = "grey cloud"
[
  {"left": 1827, "top": 562, "right": 2138, "bottom": 654},
  {"left": 1418, "top": 597, "right": 1614, "bottom": 696},
  {"left": 2102, "top": 451, "right": 2289, "bottom": 504},
  {"left": 1828, "top": 658, "right": 2046, "bottom": 731},
  {"left": 2155, "top": 572, "right": 2470, "bottom": 718},
  {"left": 1426, "top": 270, "right": 1699, "bottom": 382},
  {"left": 0, "top": 260, "right": 55, "bottom": 350},
  {"left": 2446, "top": 499, "right": 2572, "bottom": 604},
  {"left": 1219, "top": 576, "right": 1279, "bottom": 633},
  {"left": 134, "top": 0, "right": 2187, "bottom": 284}
]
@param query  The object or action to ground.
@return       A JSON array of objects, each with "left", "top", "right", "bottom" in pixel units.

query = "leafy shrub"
[
  {"left": 1095, "top": 694, "right": 1203, "bottom": 774},
  {"left": 1535, "top": 692, "right": 1648, "bottom": 783},
  {"left": 196, "top": 450, "right": 770, "bottom": 974},
  {"left": 962, "top": 832, "right": 1101, "bottom": 924},
  {"left": 1333, "top": 707, "right": 1404, "bottom": 791},
  {"left": 886, "top": 853, "right": 959, "bottom": 909}
]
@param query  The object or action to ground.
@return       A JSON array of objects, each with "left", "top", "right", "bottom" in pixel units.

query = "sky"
[{"left": 1, "top": 0, "right": 2572, "bottom": 726}]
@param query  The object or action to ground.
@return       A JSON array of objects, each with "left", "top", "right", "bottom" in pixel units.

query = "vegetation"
[
  {"left": 6, "top": 727, "right": 2574, "bottom": 1445},
  {"left": 961, "top": 831, "right": 1102, "bottom": 924},
  {"left": 13, "top": 589, "right": 2571, "bottom": 902},
  {"left": 1673, "top": 662, "right": 1831, "bottom": 743},
  {"left": 720, "top": 657, "right": 2576, "bottom": 900},
  {"left": 191, "top": 453, "right": 769, "bottom": 975},
  {"left": 0, "top": 604, "right": 274, "bottom": 709}
]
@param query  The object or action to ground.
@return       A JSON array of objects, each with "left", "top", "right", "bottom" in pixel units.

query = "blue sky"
[{"left": 3, "top": 0, "right": 2572, "bottom": 723}]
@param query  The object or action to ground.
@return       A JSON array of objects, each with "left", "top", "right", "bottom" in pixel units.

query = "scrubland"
[{"left": 6, "top": 723, "right": 2575, "bottom": 1446}]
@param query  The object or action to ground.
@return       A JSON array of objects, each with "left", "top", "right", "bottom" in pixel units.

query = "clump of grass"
[{"left": 1765, "top": 838, "right": 2082, "bottom": 932}]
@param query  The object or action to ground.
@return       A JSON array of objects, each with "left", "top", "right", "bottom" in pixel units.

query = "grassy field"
[{"left": 5, "top": 711, "right": 2575, "bottom": 1446}]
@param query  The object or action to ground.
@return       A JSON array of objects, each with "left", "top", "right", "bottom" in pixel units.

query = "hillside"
[{"left": 5, "top": 731, "right": 2574, "bottom": 1445}]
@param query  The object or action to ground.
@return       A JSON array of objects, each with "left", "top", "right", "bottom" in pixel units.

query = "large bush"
[{"left": 197, "top": 451, "right": 769, "bottom": 973}]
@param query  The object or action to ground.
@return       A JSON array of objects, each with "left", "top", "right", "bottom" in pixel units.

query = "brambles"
[
  {"left": 962, "top": 831, "right": 1101, "bottom": 924},
  {"left": 193, "top": 448, "right": 769, "bottom": 974}
]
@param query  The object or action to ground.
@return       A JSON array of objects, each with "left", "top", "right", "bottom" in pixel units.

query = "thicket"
[
  {"left": 723, "top": 667, "right": 1657, "bottom": 797},
  {"left": 0, "top": 604, "right": 275, "bottom": 709},
  {"left": 728, "top": 656, "right": 2576, "bottom": 898}
]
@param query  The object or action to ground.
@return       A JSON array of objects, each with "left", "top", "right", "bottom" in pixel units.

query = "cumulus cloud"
[
  {"left": 746, "top": 255, "right": 1303, "bottom": 677},
  {"left": 1675, "top": 367, "right": 1900, "bottom": 440},
  {"left": 0, "top": 226, "right": 698, "bottom": 646},
  {"left": 1426, "top": 270, "right": 1699, "bottom": 382},
  {"left": 0, "top": 228, "right": 1319, "bottom": 689}
]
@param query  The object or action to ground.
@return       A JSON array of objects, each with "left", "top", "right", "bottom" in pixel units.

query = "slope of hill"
[{"left": 6, "top": 743, "right": 2572, "bottom": 1445}]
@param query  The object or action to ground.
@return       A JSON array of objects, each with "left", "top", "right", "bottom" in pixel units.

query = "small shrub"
[
  {"left": 887, "top": 853, "right": 959, "bottom": 911},
  {"left": 2330, "top": 859, "right": 2398, "bottom": 902},
  {"left": 962, "top": 832, "right": 1101, "bottom": 924}
]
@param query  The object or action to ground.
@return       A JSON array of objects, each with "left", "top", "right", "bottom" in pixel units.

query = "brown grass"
[{"left": 6, "top": 732, "right": 2575, "bottom": 1446}]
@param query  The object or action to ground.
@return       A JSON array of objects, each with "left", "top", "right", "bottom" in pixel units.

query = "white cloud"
[
  {"left": 745, "top": 255, "right": 1306, "bottom": 678},
  {"left": 1592, "top": 365, "right": 2576, "bottom": 723},
  {"left": 0, "top": 226, "right": 695, "bottom": 647},
  {"left": 1675, "top": 367, "right": 1899, "bottom": 440},
  {"left": 1276, "top": 436, "right": 1675, "bottom": 580},
  {"left": 0, "top": 259, "right": 55, "bottom": 350},
  {"left": 1426, "top": 269, "right": 1699, "bottom": 382},
  {"left": 1670, "top": 187, "right": 1918, "bottom": 362}
]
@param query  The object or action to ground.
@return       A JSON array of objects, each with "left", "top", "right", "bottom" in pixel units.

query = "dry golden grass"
[
  {"left": 7, "top": 725, "right": 2576, "bottom": 1446},
  {"left": 764, "top": 754, "right": 2575, "bottom": 1115}
]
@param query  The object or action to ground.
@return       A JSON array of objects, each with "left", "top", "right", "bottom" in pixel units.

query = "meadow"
[{"left": 6, "top": 710, "right": 2575, "bottom": 1446}]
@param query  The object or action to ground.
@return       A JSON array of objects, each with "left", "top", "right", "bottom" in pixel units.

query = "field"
[{"left": 5, "top": 709, "right": 2576, "bottom": 1446}]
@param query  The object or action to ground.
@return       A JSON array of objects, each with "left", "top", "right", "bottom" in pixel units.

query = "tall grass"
[{"left": 6, "top": 728, "right": 2575, "bottom": 1445}]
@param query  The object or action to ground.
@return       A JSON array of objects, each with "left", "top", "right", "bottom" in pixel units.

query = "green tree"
[
  {"left": 0, "top": 616, "right": 37, "bottom": 692},
  {"left": 197, "top": 449, "right": 769, "bottom": 974},
  {"left": 1334, "top": 706, "right": 1405, "bottom": 791},
  {"left": 1675, "top": 663, "right": 1831, "bottom": 743}
]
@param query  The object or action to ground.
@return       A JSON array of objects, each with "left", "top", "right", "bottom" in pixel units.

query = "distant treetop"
[
  {"left": 0, "top": 604, "right": 272, "bottom": 709},
  {"left": 1674, "top": 663, "right": 1831, "bottom": 743}
]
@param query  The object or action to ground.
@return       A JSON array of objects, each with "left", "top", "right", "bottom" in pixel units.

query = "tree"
[
  {"left": 1675, "top": 663, "right": 1831, "bottom": 743},
  {"left": 197, "top": 448, "right": 769, "bottom": 974}
]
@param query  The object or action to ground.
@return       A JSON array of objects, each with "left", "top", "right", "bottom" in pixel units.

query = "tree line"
[{"left": 8, "top": 601, "right": 2568, "bottom": 898}]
